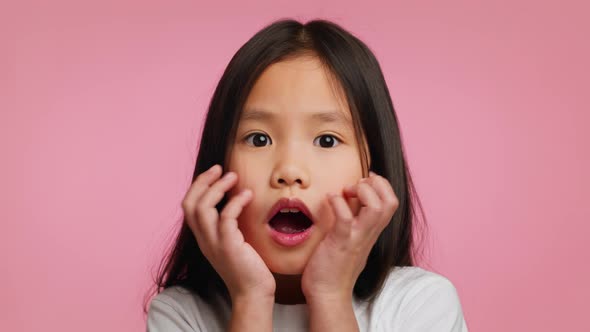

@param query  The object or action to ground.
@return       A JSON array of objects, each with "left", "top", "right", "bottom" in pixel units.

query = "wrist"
[
  {"left": 229, "top": 283, "right": 275, "bottom": 303},
  {"left": 304, "top": 291, "right": 353, "bottom": 308},
  {"left": 232, "top": 292, "right": 275, "bottom": 306},
  {"left": 229, "top": 293, "right": 274, "bottom": 332},
  {"left": 306, "top": 293, "right": 358, "bottom": 332}
]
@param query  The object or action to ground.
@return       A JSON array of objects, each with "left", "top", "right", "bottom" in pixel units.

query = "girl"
[{"left": 145, "top": 18, "right": 468, "bottom": 331}]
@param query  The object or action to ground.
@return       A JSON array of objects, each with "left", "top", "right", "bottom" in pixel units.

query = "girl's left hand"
[{"left": 301, "top": 171, "right": 399, "bottom": 303}]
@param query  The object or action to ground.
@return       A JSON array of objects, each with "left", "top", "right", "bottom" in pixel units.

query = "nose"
[{"left": 270, "top": 156, "right": 310, "bottom": 189}]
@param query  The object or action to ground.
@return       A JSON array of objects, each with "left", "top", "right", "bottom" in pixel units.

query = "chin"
[
  {"left": 270, "top": 265, "right": 305, "bottom": 275},
  {"left": 265, "top": 253, "right": 309, "bottom": 275}
]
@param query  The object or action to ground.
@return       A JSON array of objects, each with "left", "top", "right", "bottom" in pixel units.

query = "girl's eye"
[
  {"left": 244, "top": 133, "right": 272, "bottom": 147},
  {"left": 313, "top": 134, "right": 341, "bottom": 148}
]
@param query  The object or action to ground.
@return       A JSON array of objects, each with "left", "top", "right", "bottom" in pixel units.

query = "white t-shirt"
[{"left": 146, "top": 266, "right": 468, "bottom": 331}]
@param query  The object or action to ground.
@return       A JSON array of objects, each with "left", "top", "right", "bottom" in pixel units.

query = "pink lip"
[
  {"left": 266, "top": 197, "right": 314, "bottom": 247},
  {"left": 267, "top": 224, "right": 313, "bottom": 247}
]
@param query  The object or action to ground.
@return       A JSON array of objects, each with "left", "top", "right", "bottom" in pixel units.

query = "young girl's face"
[{"left": 227, "top": 55, "right": 366, "bottom": 275}]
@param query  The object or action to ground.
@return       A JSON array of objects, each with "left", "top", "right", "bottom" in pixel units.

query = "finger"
[
  {"left": 327, "top": 193, "right": 354, "bottom": 240},
  {"left": 199, "top": 171, "right": 238, "bottom": 208},
  {"left": 343, "top": 184, "right": 357, "bottom": 198},
  {"left": 187, "top": 207, "right": 219, "bottom": 251},
  {"left": 218, "top": 189, "right": 253, "bottom": 242},
  {"left": 182, "top": 164, "right": 222, "bottom": 211},
  {"left": 192, "top": 172, "right": 239, "bottom": 242},
  {"left": 342, "top": 177, "right": 370, "bottom": 198},
  {"left": 345, "top": 196, "right": 361, "bottom": 216},
  {"left": 189, "top": 171, "right": 238, "bottom": 245},
  {"left": 183, "top": 165, "right": 222, "bottom": 243},
  {"left": 356, "top": 182, "right": 381, "bottom": 209},
  {"left": 355, "top": 182, "right": 384, "bottom": 231},
  {"left": 368, "top": 174, "right": 399, "bottom": 217},
  {"left": 368, "top": 172, "right": 394, "bottom": 199}
]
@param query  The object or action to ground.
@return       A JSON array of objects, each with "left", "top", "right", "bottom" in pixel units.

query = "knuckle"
[
  {"left": 196, "top": 170, "right": 213, "bottom": 182},
  {"left": 384, "top": 197, "right": 397, "bottom": 209},
  {"left": 369, "top": 204, "right": 383, "bottom": 214},
  {"left": 390, "top": 196, "right": 400, "bottom": 209},
  {"left": 219, "top": 208, "right": 233, "bottom": 220},
  {"left": 387, "top": 201, "right": 398, "bottom": 215},
  {"left": 342, "top": 216, "right": 354, "bottom": 224},
  {"left": 181, "top": 200, "right": 192, "bottom": 212},
  {"left": 195, "top": 201, "right": 209, "bottom": 212},
  {"left": 375, "top": 175, "right": 387, "bottom": 185},
  {"left": 358, "top": 183, "right": 371, "bottom": 196},
  {"left": 182, "top": 195, "right": 198, "bottom": 209},
  {"left": 193, "top": 209, "right": 211, "bottom": 224},
  {"left": 385, "top": 203, "right": 398, "bottom": 217}
]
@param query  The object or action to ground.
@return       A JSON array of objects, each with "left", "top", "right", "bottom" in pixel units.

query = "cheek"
[
  {"left": 228, "top": 177, "right": 246, "bottom": 197},
  {"left": 233, "top": 172, "right": 262, "bottom": 198},
  {"left": 226, "top": 169, "right": 265, "bottom": 225},
  {"left": 227, "top": 157, "right": 257, "bottom": 196}
]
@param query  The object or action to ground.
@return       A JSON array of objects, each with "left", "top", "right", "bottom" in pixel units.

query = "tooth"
[
  {"left": 289, "top": 208, "right": 299, "bottom": 213},
  {"left": 280, "top": 208, "right": 290, "bottom": 213}
]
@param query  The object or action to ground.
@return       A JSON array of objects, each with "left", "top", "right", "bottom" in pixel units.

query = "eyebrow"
[{"left": 241, "top": 108, "right": 352, "bottom": 127}]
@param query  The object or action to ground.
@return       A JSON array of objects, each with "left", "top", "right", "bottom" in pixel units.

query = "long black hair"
[{"left": 144, "top": 18, "right": 428, "bottom": 314}]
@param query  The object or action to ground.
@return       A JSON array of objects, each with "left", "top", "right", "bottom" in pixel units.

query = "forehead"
[{"left": 242, "top": 56, "right": 352, "bottom": 123}]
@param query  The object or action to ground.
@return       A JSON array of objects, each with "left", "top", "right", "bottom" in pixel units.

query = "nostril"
[{"left": 277, "top": 178, "right": 302, "bottom": 185}]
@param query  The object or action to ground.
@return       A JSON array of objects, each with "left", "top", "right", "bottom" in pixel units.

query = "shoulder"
[
  {"left": 147, "top": 286, "right": 230, "bottom": 332},
  {"left": 149, "top": 286, "right": 201, "bottom": 316},
  {"left": 382, "top": 266, "right": 458, "bottom": 298},
  {"left": 370, "top": 266, "right": 468, "bottom": 331}
]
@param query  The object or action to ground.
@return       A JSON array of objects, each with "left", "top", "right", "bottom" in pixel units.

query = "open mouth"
[
  {"left": 267, "top": 198, "right": 314, "bottom": 247},
  {"left": 269, "top": 209, "right": 313, "bottom": 234}
]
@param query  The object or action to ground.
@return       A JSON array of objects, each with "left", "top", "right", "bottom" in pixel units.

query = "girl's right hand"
[{"left": 182, "top": 164, "right": 276, "bottom": 301}]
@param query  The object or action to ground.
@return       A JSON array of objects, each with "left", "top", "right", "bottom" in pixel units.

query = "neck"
[{"left": 273, "top": 273, "right": 306, "bottom": 305}]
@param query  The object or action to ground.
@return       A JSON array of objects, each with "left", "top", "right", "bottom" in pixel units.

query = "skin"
[
  {"left": 227, "top": 56, "right": 364, "bottom": 280},
  {"left": 182, "top": 56, "right": 399, "bottom": 331}
]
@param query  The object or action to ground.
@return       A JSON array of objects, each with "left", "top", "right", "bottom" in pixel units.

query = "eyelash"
[{"left": 244, "top": 132, "right": 342, "bottom": 148}]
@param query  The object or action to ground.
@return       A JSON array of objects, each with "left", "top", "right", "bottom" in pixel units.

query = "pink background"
[{"left": 2, "top": 0, "right": 589, "bottom": 331}]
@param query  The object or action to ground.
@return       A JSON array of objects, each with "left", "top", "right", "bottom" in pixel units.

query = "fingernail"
[
  {"left": 224, "top": 172, "right": 236, "bottom": 180},
  {"left": 242, "top": 189, "right": 252, "bottom": 197},
  {"left": 369, "top": 171, "right": 376, "bottom": 177}
]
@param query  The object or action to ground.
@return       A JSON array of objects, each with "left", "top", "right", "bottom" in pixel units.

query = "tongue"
[{"left": 270, "top": 213, "right": 311, "bottom": 234}]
